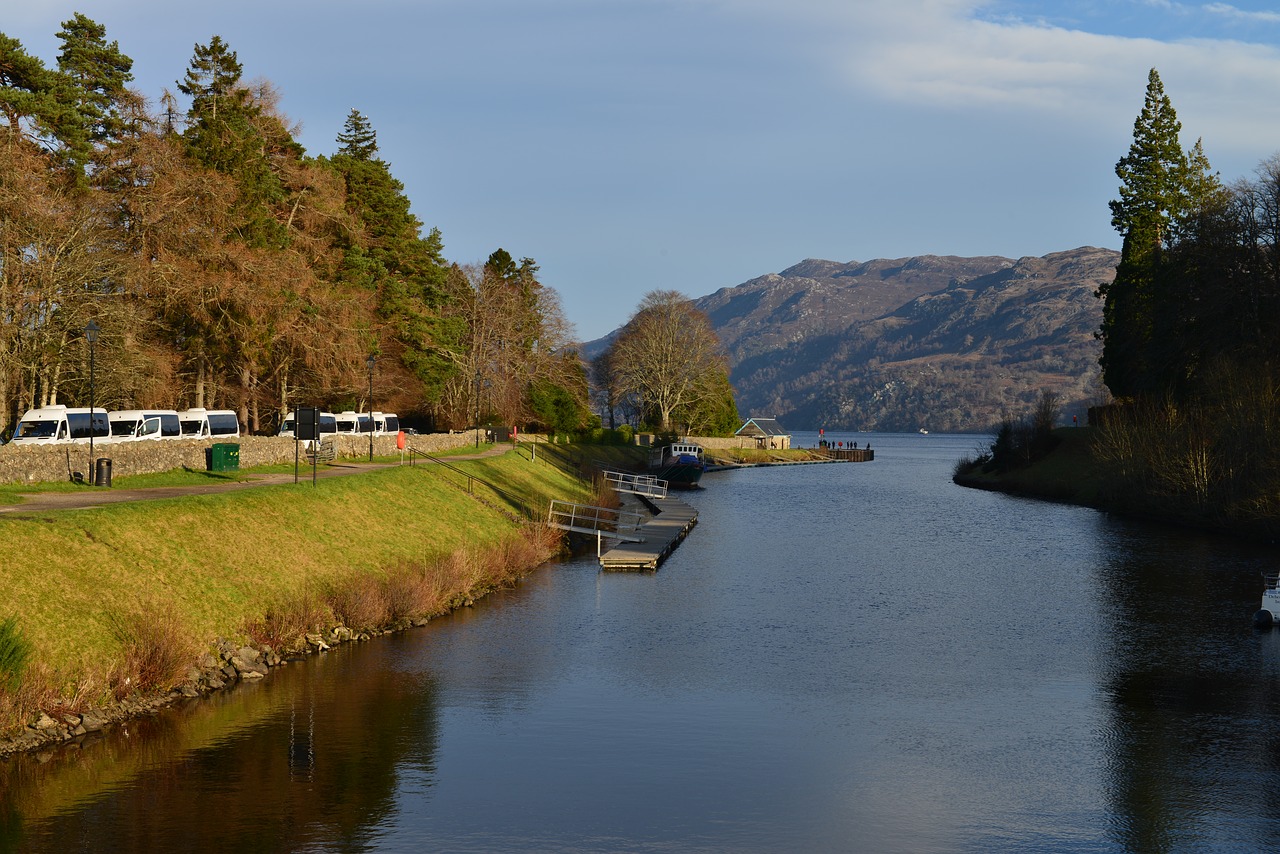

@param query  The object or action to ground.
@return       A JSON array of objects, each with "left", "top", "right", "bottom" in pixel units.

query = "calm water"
[{"left": 6, "top": 433, "right": 1280, "bottom": 852}]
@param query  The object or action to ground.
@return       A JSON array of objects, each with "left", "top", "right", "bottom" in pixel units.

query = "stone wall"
[{"left": 0, "top": 430, "right": 482, "bottom": 485}]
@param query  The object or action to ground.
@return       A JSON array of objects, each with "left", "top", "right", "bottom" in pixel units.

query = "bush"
[
  {"left": 0, "top": 616, "right": 33, "bottom": 695},
  {"left": 107, "top": 608, "right": 199, "bottom": 699}
]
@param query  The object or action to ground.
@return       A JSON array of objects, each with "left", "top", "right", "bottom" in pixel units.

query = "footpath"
[{"left": 0, "top": 446, "right": 512, "bottom": 517}]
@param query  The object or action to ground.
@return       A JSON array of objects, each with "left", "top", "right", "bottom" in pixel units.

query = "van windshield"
[{"left": 15, "top": 420, "right": 58, "bottom": 439}]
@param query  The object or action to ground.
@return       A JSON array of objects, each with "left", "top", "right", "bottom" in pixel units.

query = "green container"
[{"left": 209, "top": 442, "right": 240, "bottom": 472}]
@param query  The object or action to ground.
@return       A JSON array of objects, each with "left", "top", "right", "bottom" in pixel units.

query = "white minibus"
[
  {"left": 10, "top": 406, "right": 109, "bottom": 444},
  {"left": 373, "top": 412, "right": 400, "bottom": 435},
  {"left": 107, "top": 409, "right": 182, "bottom": 441},
  {"left": 333, "top": 411, "right": 372, "bottom": 435},
  {"left": 179, "top": 408, "right": 241, "bottom": 439}
]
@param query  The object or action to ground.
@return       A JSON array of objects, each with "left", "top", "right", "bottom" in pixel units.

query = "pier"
[{"left": 597, "top": 496, "right": 698, "bottom": 570}]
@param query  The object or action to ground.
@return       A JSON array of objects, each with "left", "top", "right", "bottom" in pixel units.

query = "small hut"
[{"left": 735, "top": 417, "right": 791, "bottom": 449}]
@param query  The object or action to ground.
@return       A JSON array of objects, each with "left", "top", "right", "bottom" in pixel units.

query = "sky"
[{"left": 9, "top": 1, "right": 1280, "bottom": 341}]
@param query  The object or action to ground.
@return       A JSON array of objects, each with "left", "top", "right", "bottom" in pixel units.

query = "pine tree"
[
  {"left": 55, "top": 13, "right": 133, "bottom": 148},
  {"left": 176, "top": 35, "right": 242, "bottom": 122},
  {"left": 336, "top": 108, "right": 378, "bottom": 160},
  {"left": 1099, "top": 69, "right": 1214, "bottom": 398}
]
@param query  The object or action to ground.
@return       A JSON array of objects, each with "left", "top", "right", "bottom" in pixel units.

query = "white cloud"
[{"left": 1203, "top": 3, "right": 1280, "bottom": 23}]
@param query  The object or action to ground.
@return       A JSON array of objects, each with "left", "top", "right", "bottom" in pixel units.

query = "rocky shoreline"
[{"left": 0, "top": 612, "right": 458, "bottom": 759}]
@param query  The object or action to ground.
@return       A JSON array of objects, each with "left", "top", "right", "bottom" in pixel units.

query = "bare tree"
[{"left": 610, "top": 290, "right": 731, "bottom": 432}]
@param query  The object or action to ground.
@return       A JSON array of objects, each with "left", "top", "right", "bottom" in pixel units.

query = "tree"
[
  {"left": 1099, "top": 69, "right": 1222, "bottom": 399},
  {"left": 336, "top": 108, "right": 378, "bottom": 160},
  {"left": 610, "top": 290, "right": 737, "bottom": 432},
  {"left": 176, "top": 35, "right": 242, "bottom": 122},
  {"left": 54, "top": 13, "right": 134, "bottom": 163}
]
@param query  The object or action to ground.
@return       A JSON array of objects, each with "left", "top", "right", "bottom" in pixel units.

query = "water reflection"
[
  {"left": 1093, "top": 518, "right": 1280, "bottom": 851},
  {"left": 1, "top": 638, "right": 440, "bottom": 852}
]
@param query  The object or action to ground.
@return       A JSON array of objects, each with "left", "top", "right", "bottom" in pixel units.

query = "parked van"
[
  {"left": 333, "top": 411, "right": 372, "bottom": 435},
  {"left": 107, "top": 409, "right": 182, "bottom": 441},
  {"left": 178, "top": 408, "right": 240, "bottom": 439},
  {"left": 373, "top": 412, "right": 400, "bottom": 435},
  {"left": 10, "top": 406, "right": 109, "bottom": 444},
  {"left": 278, "top": 410, "right": 337, "bottom": 439}
]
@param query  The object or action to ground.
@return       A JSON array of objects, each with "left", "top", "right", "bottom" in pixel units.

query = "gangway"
[
  {"left": 602, "top": 470, "right": 668, "bottom": 499},
  {"left": 547, "top": 500, "right": 645, "bottom": 546}
]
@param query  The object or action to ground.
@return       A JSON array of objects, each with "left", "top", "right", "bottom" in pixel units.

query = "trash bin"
[
  {"left": 93, "top": 457, "right": 112, "bottom": 487},
  {"left": 209, "top": 442, "right": 240, "bottom": 472}
]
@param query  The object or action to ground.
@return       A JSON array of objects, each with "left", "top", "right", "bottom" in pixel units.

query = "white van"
[
  {"left": 107, "top": 409, "right": 182, "bottom": 441},
  {"left": 278, "top": 410, "right": 337, "bottom": 439},
  {"left": 333, "top": 411, "right": 372, "bottom": 435},
  {"left": 10, "top": 406, "right": 109, "bottom": 444},
  {"left": 179, "top": 408, "right": 240, "bottom": 439},
  {"left": 373, "top": 412, "right": 400, "bottom": 435}
]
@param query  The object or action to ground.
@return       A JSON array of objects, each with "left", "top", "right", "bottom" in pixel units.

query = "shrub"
[{"left": 107, "top": 608, "right": 199, "bottom": 699}]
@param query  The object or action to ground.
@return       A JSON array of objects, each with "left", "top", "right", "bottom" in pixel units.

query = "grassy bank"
[{"left": 0, "top": 444, "right": 631, "bottom": 737}]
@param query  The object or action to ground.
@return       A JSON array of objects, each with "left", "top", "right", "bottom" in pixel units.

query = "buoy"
[{"left": 1255, "top": 609, "right": 1275, "bottom": 629}]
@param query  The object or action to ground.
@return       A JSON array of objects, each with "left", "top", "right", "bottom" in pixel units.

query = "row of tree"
[{"left": 0, "top": 18, "right": 589, "bottom": 435}]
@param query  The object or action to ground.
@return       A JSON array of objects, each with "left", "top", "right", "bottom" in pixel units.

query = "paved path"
[{"left": 0, "top": 446, "right": 512, "bottom": 517}]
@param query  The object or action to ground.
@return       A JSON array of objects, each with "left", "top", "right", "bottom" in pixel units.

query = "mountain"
[{"left": 586, "top": 247, "right": 1119, "bottom": 433}]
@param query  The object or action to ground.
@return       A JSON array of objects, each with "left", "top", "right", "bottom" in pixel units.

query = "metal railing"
[
  {"left": 547, "top": 500, "right": 645, "bottom": 542},
  {"left": 602, "top": 470, "right": 668, "bottom": 499},
  {"left": 406, "top": 445, "right": 535, "bottom": 519}
]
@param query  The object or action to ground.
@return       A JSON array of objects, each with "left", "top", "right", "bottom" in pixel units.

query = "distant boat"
[
  {"left": 919, "top": 428, "right": 929, "bottom": 435},
  {"left": 649, "top": 441, "right": 705, "bottom": 488}
]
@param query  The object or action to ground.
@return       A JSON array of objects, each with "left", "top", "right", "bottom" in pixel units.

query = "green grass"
[{"left": 0, "top": 446, "right": 595, "bottom": 689}]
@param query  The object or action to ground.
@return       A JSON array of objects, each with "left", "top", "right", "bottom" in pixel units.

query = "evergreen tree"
[
  {"left": 55, "top": 13, "right": 134, "bottom": 149},
  {"left": 1099, "top": 69, "right": 1220, "bottom": 399},
  {"left": 176, "top": 35, "right": 242, "bottom": 122},
  {"left": 327, "top": 114, "right": 456, "bottom": 403},
  {"left": 336, "top": 108, "right": 378, "bottom": 160}
]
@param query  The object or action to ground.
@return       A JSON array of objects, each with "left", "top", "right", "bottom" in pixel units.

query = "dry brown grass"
[
  {"left": 243, "top": 588, "right": 332, "bottom": 652},
  {"left": 106, "top": 607, "right": 200, "bottom": 699}
]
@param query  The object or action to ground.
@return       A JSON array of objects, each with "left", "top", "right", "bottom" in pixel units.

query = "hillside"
[{"left": 587, "top": 247, "right": 1119, "bottom": 433}]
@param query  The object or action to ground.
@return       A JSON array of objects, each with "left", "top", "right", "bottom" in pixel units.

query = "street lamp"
[
  {"left": 474, "top": 369, "right": 481, "bottom": 448},
  {"left": 85, "top": 320, "right": 100, "bottom": 482},
  {"left": 366, "top": 354, "right": 376, "bottom": 463}
]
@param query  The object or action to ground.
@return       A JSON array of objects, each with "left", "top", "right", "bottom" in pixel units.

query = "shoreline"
[{"left": 0, "top": 444, "right": 628, "bottom": 758}]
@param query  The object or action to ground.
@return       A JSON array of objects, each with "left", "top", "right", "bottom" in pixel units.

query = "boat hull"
[{"left": 651, "top": 462, "right": 704, "bottom": 488}]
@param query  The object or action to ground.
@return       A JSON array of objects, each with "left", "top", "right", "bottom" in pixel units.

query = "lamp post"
[
  {"left": 85, "top": 320, "right": 100, "bottom": 482},
  {"left": 474, "top": 369, "right": 481, "bottom": 448},
  {"left": 366, "top": 354, "right": 376, "bottom": 463}
]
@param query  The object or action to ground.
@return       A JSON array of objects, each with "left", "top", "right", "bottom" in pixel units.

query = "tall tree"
[
  {"left": 610, "top": 290, "right": 737, "bottom": 432},
  {"left": 54, "top": 13, "right": 134, "bottom": 161},
  {"left": 1099, "top": 69, "right": 1221, "bottom": 399},
  {"left": 336, "top": 108, "right": 378, "bottom": 160}
]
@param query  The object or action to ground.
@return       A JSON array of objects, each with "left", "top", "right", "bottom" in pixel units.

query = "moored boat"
[{"left": 648, "top": 441, "right": 706, "bottom": 488}]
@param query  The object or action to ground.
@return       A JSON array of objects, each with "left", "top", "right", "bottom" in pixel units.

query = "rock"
[
  {"left": 240, "top": 670, "right": 264, "bottom": 680},
  {"left": 236, "top": 646, "right": 259, "bottom": 664},
  {"left": 34, "top": 713, "right": 60, "bottom": 731},
  {"left": 80, "top": 713, "right": 105, "bottom": 732}
]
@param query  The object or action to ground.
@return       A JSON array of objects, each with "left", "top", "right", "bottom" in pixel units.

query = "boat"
[
  {"left": 648, "top": 441, "right": 706, "bottom": 488},
  {"left": 1256, "top": 573, "right": 1280, "bottom": 627}
]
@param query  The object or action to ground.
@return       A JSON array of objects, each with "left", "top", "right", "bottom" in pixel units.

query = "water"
[{"left": 5, "top": 433, "right": 1280, "bottom": 852}]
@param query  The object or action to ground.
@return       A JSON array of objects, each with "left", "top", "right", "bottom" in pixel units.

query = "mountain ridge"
[{"left": 587, "top": 246, "right": 1118, "bottom": 432}]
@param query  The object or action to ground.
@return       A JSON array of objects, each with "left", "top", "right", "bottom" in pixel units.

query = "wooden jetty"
[{"left": 597, "top": 496, "right": 698, "bottom": 571}]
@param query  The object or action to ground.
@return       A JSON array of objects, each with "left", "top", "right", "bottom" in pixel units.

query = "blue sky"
[{"left": 9, "top": 1, "right": 1280, "bottom": 340}]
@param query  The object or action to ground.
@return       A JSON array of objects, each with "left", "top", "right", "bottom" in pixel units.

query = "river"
[{"left": 5, "top": 432, "right": 1280, "bottom": 852}]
